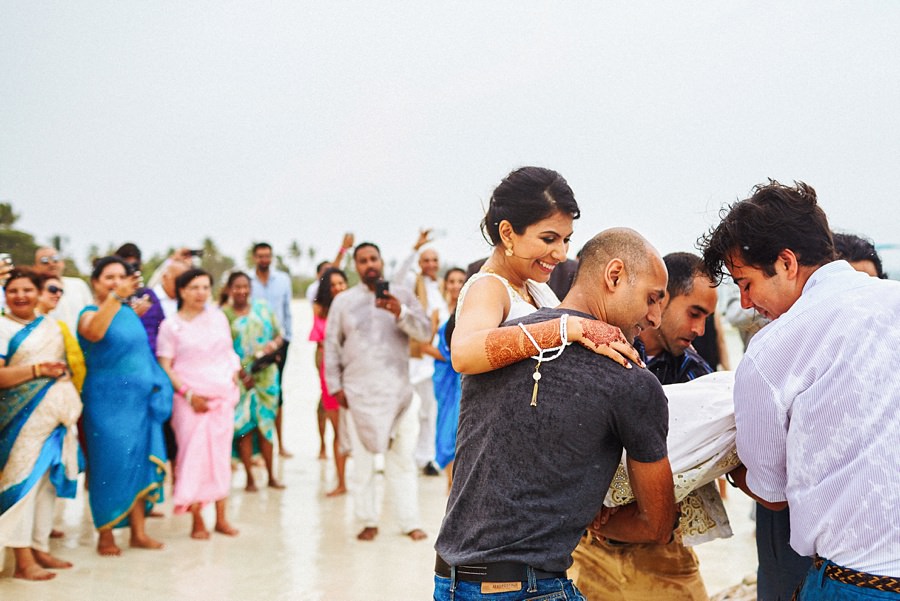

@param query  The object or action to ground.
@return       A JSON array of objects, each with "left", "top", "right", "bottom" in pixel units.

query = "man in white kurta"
[
  {"left": 392, "top": 236, "right": 449, "bottom": 474},
  {"left": 325, "top": 242, "right": 432, "bottom": 541}
]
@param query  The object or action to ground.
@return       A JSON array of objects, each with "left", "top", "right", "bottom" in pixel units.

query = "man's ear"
[
  {"left": 777, "top": 249, "right": 800, "bottom": 279},
  {"left": 604, "top": 258, "right": 625, "bottom": 291}
]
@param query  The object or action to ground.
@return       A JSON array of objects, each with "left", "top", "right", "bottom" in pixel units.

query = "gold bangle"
[{"left": 33, "top": 364, "right": 41, "bottom": 378}]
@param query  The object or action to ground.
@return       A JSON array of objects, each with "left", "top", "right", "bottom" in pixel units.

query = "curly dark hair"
[{"left": 698, "top": 180, "right": 835, "bottom": 284}]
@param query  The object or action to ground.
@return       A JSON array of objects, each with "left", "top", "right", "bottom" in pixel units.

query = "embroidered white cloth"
[{"left": 605, "top": 371, "right": 739, "bottom": 545}]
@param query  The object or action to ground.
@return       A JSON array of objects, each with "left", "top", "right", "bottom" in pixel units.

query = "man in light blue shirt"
[{"left": 250, "top": 242, "right": 294, "bottom": 457}]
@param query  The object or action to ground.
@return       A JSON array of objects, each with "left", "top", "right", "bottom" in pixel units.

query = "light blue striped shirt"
[
  {"left": 250, "top": 268, "right": 293, "bottom": 341},
  {"left": 735, "top": 260, "right": 900, "bottom": 576}
]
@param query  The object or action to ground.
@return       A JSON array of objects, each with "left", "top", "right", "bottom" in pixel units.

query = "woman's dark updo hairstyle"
[
  {"left": 3, "top": 267, "right": 42, "bottom": 292},
  {"left": 174, "top": 268, "right": 212, "bottom": 310},
  {"left": 219, "top": 271, "right": 251, "bottom": 305},
  {"left": 481, "top": 166, "right": 580, "bottom": 247},
  {"left": 314, "top": 267, "right": 348, "bottom": 311},
  {"left": 90, "top": 256, "right": 132, "bottom": 281}
]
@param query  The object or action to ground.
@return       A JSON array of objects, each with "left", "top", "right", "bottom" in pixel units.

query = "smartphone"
[
  {"left": 189, "top": 249, "right": 204, "bottom": 257},
  {"left": 0, "top": 253, "right": 12, "bottom": 285},
  {"left": 375, "top": 280, "right": 390, "bottom": 299}
]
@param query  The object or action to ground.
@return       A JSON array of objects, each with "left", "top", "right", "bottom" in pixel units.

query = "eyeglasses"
[
  {"left": 46, "top": 285, "right": 64, "bottom": 295},
  {"left": 39, "top": 255, "right": 62, "bottom": 264}
]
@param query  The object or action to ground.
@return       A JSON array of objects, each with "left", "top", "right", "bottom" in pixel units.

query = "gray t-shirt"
[{"left": 435, "top": 308, "right": 669, "bottom": 572}]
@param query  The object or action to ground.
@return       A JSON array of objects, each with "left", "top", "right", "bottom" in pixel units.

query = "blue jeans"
[
  {"left": 433, "top": 574, "right": 585, "bottom": 600},
  {"left": 797, "top": 561, "right": 900, "bottom": 600}
]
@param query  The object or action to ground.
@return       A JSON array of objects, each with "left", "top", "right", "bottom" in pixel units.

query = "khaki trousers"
[{"left": 571, "top": 535, "right": 709, "bottom": 601}]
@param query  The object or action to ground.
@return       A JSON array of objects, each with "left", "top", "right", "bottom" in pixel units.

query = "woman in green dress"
[{"left": 220, "top": 272, "right": 284, "bottom": 491}]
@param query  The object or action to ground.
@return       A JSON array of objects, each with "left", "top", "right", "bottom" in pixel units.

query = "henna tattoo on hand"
[
  {"left": 580, "top": 319, "right": 626, "bottom": 348},
  {"left": 484, "top": 319, "right": 562, "bottom": 370}
]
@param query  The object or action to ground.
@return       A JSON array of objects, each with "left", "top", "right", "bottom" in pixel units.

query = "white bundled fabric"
[{"left": 605, "top": 371, "right": 740, "bottom": 545}]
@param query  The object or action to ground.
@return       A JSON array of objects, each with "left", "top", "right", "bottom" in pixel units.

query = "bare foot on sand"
[
  {"left": 97, "top": 531, "right": 122, "bottom": 556},
  {"left": 49, "top": 529, "right": 65, "bottom": 539},
  {"left": 191, "top": 526, "right": 211, "bottom": 540},
  {"left": 15, "top": 564, "right": 56, "bottom": 581},
  {"left": 245, "top": 482, "right": 259, "bottom": 492},
  {"left": 279, "top": 449, "right": 294, "bottom": 458},
  {"left": 130, "top": 534, "right": 165, "bottom": 550},
  {"left": 357, "top": 527, "right": 378, "bottom": 541},
  {"left": 33, "top": 550, "right": 73, "bottom": 569},
  {"left": 268, "top": 479, "right": 286, "bottom": 490},
  {"left": 406, "top": 529, "right": 427, "bottom": 541},
  {"left": 326, "top": 485, "right": 347, "bottom": 497},
  {"left": 215, "top": 522, "right": 239, "bottom": 536}
]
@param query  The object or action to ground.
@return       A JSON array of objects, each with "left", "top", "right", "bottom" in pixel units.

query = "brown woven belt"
[{"left": 792, "top": 556, "right": 900, "bottom": 599}]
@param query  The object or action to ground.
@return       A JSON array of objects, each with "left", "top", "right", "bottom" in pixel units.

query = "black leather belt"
[{"left": 435, "top": 554, "right": 566, "bottom": 583}]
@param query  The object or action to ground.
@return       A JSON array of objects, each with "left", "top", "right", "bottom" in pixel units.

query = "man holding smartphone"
[{"left": 324, "top": 242, "right": 432, "bottom": 542}]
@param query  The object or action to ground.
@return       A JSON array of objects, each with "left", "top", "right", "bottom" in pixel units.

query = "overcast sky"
[{"left": 2, "top": 2, "right": 899, "bottom": 275}]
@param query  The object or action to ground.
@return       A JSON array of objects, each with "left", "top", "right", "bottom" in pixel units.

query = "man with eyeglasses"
[{"left": 33, "top": 248, "right": 93, "bottom": 333}]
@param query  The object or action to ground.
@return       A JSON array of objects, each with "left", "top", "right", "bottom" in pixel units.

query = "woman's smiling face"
[{"left": 504, "top": 210, "right": 574, "bottom": 283}]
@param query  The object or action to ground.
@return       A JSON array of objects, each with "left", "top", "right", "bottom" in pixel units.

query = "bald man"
[
  {"left": 152, "top": 259, "right": 190, "bottom": 318},
  {"left": 434, "top": 228, "right": 675, "bottom": 600}
]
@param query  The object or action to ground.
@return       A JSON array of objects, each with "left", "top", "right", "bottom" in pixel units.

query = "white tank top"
[{"left": 456, "top": 272, "right": 559, "bottom": 323}]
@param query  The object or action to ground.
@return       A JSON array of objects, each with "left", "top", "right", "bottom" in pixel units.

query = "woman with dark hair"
[
  {"left": 0, "top": 269, "right": 81, "bottom": 580},
  {"left": 157, "top": 268, "right": 241, "bottom": 539},
  {"left": 833, "top": 232, "right": 888, "bottom": 279},
  {"left": 220, "top": 271, "right": 284, "bottom": 492},
  {"left": 451, "top": 166, "right": 638, "bottom": 375},
  {"left": 429, "top": 267, "right": 466, "bottom": 489},
  {"left": 78, "top": 256, "right": 171, "bottom": 556},
  {"left": 310, "top": 267, "right": 349, "bottom": 496}
]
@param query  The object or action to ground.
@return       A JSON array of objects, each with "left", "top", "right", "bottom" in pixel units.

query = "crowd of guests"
[
  {"left": 0, "top": 243, "right": 298, "bottom": 579},
  {"left": 1, "top": 166, "right": 897, "bottom": 601}
]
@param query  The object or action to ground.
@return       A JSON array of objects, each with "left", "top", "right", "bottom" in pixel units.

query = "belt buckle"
[{"left": 481, "top": 582, "right": 523, "bottom": 594}]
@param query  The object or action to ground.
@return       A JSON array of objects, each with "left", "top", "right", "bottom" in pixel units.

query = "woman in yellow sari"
[{"left": 0, "top": 269, "right": 81, "bottom": 581}]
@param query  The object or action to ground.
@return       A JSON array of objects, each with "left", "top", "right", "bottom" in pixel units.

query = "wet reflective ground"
[{"left": 1, "top": 302, "right": 757, "bottom": 600}]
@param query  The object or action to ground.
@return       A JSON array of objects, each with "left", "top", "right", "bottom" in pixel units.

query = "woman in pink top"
[
  {"left": 309, "top": 267, "right": 349, "bottom": 496},
  {"left": 157, "top": 268, "right": 241, "bottom": 539}
]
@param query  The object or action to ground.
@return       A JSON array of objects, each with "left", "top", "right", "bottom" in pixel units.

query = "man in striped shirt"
[{"left": 700, "top": 180, "right": 900, "bottom": 600}]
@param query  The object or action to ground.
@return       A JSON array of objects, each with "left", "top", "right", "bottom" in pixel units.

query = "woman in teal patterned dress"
[{"left": 220, "top": 272, "right": 284, "bottom": 491}]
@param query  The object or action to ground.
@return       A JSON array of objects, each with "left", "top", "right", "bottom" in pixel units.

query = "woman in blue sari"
[
  {"left": 78, "top": 256, "right": 172, "bottom": 556},
  {"left": 429, "top": 268, "right": 466, "bottom": 490},
  {"left": 0, "top": 269, "right": 81, "bottom": 580}
]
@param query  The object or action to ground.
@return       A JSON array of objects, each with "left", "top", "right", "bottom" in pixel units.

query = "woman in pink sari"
[{"left": 157, "top": 268, "right": 241, "bottom": 540}]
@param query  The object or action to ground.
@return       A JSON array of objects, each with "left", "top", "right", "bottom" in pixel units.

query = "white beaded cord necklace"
[{"left": 518, "top": 313, "right": 570, "bottom": 407}]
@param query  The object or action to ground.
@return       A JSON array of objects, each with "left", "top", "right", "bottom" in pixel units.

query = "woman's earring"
[{"left": 505, "top": 246, "right": 514, "bottom": 257}]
